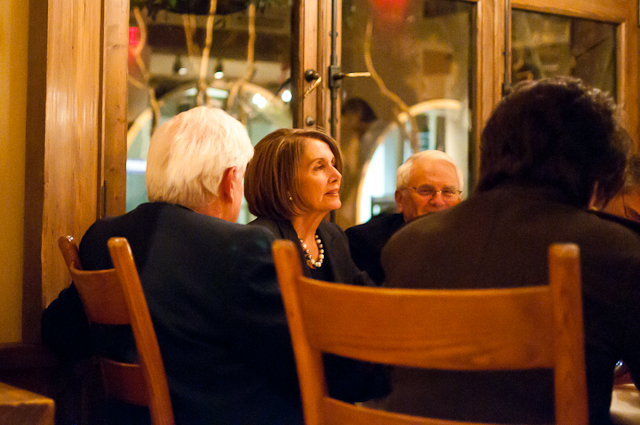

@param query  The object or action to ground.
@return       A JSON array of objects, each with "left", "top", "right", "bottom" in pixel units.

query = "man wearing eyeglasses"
[{"left": 346, "top": 150, "right": 463, "bottom": 285}]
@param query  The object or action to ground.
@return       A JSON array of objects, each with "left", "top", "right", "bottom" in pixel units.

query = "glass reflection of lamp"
[
  {"left": 214, "top": 60, "right": 224, "bottom": 80},
  {"left": 276, "top": 77, "right": 292, "bottom": 103},
  {"left": 281, "top": 89, "right": 292, "bottom": 103},
  {"left": 252, "top": 93, "right": 267, "bottom": 109}
]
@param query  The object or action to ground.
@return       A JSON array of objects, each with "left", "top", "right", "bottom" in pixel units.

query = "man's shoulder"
[
  {"left": 83, "top": 203, "right": 275, "bottom": 253},
  {"left": 177, "top": 211, "right": 277, "bottom": 248},
  {"left": 587, "top": 209, "right": 640, "bottom": 234}
]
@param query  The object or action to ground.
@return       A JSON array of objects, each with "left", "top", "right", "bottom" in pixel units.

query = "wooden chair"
[
  {"left": 272, "top": 240, "right": 588, "bottom": 425},
  {"left": 58, "top": 236, "right": 175, "bottom": 425}
]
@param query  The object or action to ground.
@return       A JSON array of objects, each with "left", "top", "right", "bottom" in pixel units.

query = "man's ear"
[
  {"left": 219, "top": 167, "right": 239, "bottom": 203},
  {"left": 394, "top": 189, "right": 404, "bottom": 212}
]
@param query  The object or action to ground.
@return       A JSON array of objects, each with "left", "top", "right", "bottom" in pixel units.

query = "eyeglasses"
[{"left": 408, "top": 185, "right": 462, "bottom": 200}]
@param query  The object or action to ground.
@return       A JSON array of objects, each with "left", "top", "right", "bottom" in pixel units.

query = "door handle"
[
  {"left": 303, "top": 69, "right": 322, "bottom": 98},
  {"left": 329, "top": 65, "right": 371, "bottom": 88}
]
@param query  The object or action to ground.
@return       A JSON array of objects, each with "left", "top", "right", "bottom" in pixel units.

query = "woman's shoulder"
[
  {"left": 318, "top": 220, "right": 347, "bottom": 238},
  {"left": 317, "top": 221, "right": 351, "bottom": 251},
  {"left": 248, "top": 216, "right": 291, "bottom": 240}
]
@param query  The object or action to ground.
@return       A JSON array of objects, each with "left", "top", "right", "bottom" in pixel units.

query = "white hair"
[
  {"left": 396, "top": 150, "right": 464, "bottom": 191},
  {"left": 146, "top": 106, "right": 253, "bottom": 209}
]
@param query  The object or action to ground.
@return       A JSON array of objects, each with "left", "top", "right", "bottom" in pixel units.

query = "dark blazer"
[
  {"left": 345, "top": 213, "right": 405, "bottom": 286},
  {"left": 381, "top": 183, "right": 640, "bottom": 425},
  {"left": 42, "top": 202, "right": 302, "bottom": 425},
  {"left": 249, "top": 216, "right": 389, "bottom": 400},
  {"left": 249, "top": 217, "right": 369, "bottom": 286}
]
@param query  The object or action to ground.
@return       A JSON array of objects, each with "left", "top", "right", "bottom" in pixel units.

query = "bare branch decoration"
[{"left": 364, "top": 18, "right": 419, "bottom": 153}]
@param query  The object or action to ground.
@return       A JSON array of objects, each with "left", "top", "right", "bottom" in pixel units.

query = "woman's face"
[{"left": 296, "top": 138, "right": 342, "bottom": 215}]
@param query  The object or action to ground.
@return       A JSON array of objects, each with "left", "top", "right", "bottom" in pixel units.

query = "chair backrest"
[
  {"left": 272, "top": 240, "right": 588, "bottom": 425},
  {"left": 58, "top": 235, "right": 175, "bottom": 425}
]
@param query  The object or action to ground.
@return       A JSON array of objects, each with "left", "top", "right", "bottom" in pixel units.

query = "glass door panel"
[
  {"left": 126, "top": 2, "right": 294, "bottom": 222},
  {"left": 511, "top": 9, "right": 616, "bottom": 96},
  {"left": 337, "top": 0, "right": 474, "bottom": 228}
]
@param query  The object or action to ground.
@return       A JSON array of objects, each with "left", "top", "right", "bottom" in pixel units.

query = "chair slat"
[
  {"left": 100, "top": 358, "right": 149, "bottom": 406},
  {"left": 70, "top": 267, "right": 130, "bottom": 325},
  {"left": 298, "top": 280, "right": 554, "bottom": 370},
  {"left": 323, "top": 398, "right": 478, "bottom": 425}
]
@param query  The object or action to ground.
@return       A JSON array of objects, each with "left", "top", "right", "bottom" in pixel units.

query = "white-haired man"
[
  {"left": 42, "top": 107, "right": 302, "bottom": 424},
  {"left": 346, "top": 150, "right": 463, "bottom": 285}
]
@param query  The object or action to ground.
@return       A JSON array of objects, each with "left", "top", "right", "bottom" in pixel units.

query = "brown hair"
[{"left": 244, "top": 128, "right": 343, "bottom": 220}]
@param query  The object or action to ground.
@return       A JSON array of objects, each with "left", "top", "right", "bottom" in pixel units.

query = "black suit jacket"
[
  {"left": 249, "top": 216, "right": 389, "bottom": 400},
  {"left": 43, "top": 202, "right": 302, "bottom": 424},
  {"left": 382, "top": 183, "right": 640, "bottom": 425},
  {"left": 249, "top": 217, "right": 371, "bottom": 286},
  {"left": 345, "top": 213, "right": 405, "bottom": 286}
]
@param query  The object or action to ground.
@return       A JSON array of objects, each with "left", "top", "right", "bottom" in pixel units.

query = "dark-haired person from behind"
[
  {"left": 382, "top": 77, "right": 640, "bottom": 425},
  {"left": 244, "top": 127, "right": 389, "bottom": 403}
]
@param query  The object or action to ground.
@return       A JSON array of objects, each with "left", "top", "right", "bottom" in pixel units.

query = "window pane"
[
  {"left": 126, "top": 3, "right": 293, "bottom": 223},
  {"left": 339, "top": 0, "right": 474, "bottom": 227},
  {"left": 511, "top": 9, "right": 616, "bottom": 96}
]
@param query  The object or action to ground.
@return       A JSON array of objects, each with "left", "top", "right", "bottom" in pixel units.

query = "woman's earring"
[{"left": 289, "top": 196, "right": 293, "bottom": 201}]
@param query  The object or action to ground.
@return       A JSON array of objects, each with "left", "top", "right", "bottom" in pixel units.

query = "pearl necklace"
[{"left": 299, "top": 234, "right": 324, "bottom": 269}]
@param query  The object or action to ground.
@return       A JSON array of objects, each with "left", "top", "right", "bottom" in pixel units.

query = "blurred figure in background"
[
  {"left": 590, "top": 151, "right": 640, "bottom": 388},
  {"left": 336, "top": 97, "right": 380, "bottom": 229},
  {"left": 594, "top": 153, "right": 640, "bottom": 222}
]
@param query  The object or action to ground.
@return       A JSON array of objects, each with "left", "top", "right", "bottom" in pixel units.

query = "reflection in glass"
[
  {"left": 511, "top": 10, "right": 616, "bottom": 96},
  {"left": 126, "top": 2, "right": 293, "bottom": 222},
  {"left": 338, "top": 0, "right": 473, "bottom": 227}
]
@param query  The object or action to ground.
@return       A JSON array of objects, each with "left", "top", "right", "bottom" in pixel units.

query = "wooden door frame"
[
  {"left": 19, "top": 0, "right": 128, "bottom": 345},
  {"left": 102, "top": 0, "right": 130, "bottom": 219},
  {"left": 293, "top": 0, "right": 334, "bottom": 131}
]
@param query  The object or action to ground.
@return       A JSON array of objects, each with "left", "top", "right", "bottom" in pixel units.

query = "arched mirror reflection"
[
  {"left": 358, "top": 99, "right": 467, "bottom": 223},
  {"left": 126, "top": 1, "right": 293, "bottom": 223},
  {"left": 338, "top": 0, "right": 474, "bottom": 228}
]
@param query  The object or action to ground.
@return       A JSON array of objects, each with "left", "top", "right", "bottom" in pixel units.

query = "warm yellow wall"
[{"left": 0, "top": 0, "right": 28, "bottom": 343}]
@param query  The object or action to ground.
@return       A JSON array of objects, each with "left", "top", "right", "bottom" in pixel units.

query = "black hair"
[{"left": 478, "top": 76, "right": 629, "bottom": 207}]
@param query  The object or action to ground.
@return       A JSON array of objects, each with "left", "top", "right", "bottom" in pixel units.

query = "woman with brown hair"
[
  {"left": 245, "top": 128, "right": 369, "bottom": 285},
  {"left": 244, "top": 128, "right": 387, "bottom": 403}
]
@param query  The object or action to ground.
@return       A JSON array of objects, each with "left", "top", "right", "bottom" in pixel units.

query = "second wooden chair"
[{"left": 58, "top": 235, "right": 175, "bottom": 425}]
